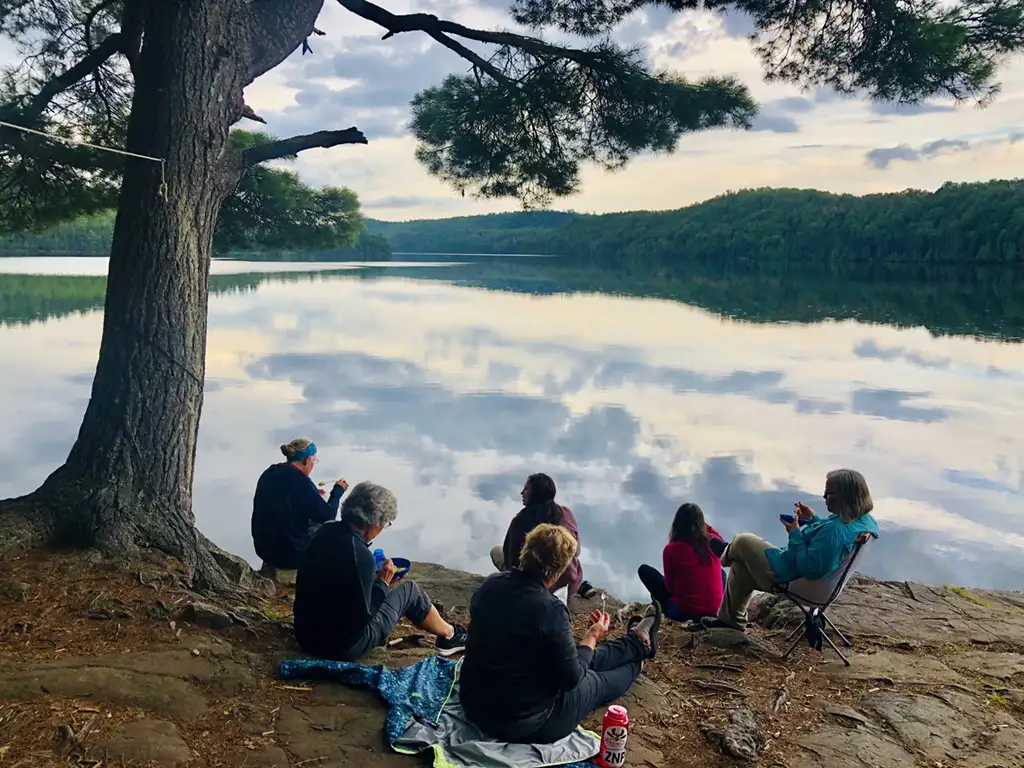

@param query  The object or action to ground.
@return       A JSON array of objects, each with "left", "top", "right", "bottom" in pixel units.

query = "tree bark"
[{"left": 0, "top": 0, "right": 323, "bottom": 584}]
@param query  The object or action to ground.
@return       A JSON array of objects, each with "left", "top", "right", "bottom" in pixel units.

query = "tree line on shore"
[
  {"left": 366, "top": 179, "right": 1024, "bottom": 268},
  {"left": 5, "top": 179, "right": 1022, "bottom": 271}
]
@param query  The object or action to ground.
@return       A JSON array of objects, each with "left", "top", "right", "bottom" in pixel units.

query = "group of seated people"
[{"left": 252, "top": 437, "right": 878, "bottom": 744}]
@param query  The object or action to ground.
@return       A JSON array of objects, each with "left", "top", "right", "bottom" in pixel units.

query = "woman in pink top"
[{"left": 637, "top": 503, "right": 727, "bottom": 622}]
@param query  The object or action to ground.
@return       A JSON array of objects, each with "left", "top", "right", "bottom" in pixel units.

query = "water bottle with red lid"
[{"left": 594, "top": 704, "right": 629, "bottom": 768}]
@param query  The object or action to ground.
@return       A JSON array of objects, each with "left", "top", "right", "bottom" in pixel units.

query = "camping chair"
[{"left": 774, "top": 531, "right": 876, "bottom": 666}]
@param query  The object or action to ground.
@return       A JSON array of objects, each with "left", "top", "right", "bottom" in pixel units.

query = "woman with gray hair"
[
  {"left": 701, "top": 468, "right": 879, "bottom": 631},
  {"left": 294, "top": 481, "right": 468, "bottom": 660}
]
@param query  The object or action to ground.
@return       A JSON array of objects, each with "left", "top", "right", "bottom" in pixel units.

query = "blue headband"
[{"left": 291, "top": 442, "right": 317, "bottom": 461}]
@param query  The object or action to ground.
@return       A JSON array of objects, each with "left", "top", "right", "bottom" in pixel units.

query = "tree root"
[
  {"left": 0, "top": 495, "right": 55, "bottom": 558},
  {"left": 0, "top": 479, "right": 230, "bottom": 594}
]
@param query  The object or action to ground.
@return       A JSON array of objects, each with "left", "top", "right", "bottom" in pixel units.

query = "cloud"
[
  {"left": 770, "top": 97, "right": 815, "bottom": 114},
  {"left": 362, "top": 195, "right": 467, "bottom": 210},
  {"left": 869, "top": 101, "right": 955, "bottom": 117},
  {"left": 865, "top": 132, "right": 1024, "bottom": 169},
  {"left": 718, "top": 9, "right": 757, "bottom": 38},
  {"left": 259, "top": 35, "right": 467, "bottom": 140},
  {"left": 850, "top": 388, "right": 949, "bottom": 424},
  {"left": 853, "top": 339, "right": 950, "bottom": 369},
  {"left": 750, "top": 113, "right": 800, "bottom": 133},
  {"left": 866, "top": 138, "right": 969, "bottom": 169}
]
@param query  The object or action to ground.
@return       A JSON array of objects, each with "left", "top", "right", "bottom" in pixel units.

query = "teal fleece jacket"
[{"left": 764, "top": 512, "right": 878, "bottom": 583}]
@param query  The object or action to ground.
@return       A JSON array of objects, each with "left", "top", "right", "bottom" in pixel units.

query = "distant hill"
[
  {"left": 4, "top": 180, "right": 1023, "bottom": 268},
  {"left": 365, "top": 210, "right": 586, "bottom": 254},
  {"left": 363, "top": 180, "right": 1024, "bottom": 268}
]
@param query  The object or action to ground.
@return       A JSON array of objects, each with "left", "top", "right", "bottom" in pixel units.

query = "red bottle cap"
[{"left": 604, "top": 705, "right": 629, "bottom": 726}]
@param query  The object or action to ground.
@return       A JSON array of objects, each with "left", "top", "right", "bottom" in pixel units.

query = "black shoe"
[
  {"left": 578, "top": 580, "right": 598, "bottom": 599},
  {"left": 700, "top": 616, "right": 743, "bottom": 632},
  {"left": 436, "top": 625, "right": 468, "bottom": 656},
  {"left": 709, "top": 537, "right": 728, "bottom": 559},
  {"left": 631, "top": 602, "right": 662, "bottom": 659}
]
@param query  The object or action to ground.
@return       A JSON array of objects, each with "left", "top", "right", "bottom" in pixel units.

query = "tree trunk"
[
  {"left": 2, "top": 1, "right": 247, "bottom": 581},
  {"left": 0, "top": 0, "right": 325, "bottom": 582}
]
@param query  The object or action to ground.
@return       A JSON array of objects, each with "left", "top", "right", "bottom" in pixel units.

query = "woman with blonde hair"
[
  {"left": 461, "top": 524, "right": 661, "bottom": 744},
  {"left": 701, "top": 468, "right": 879, "bottom": 631},
  {"left": 251, "top": 438, "right": 349, "bottom": 570}
]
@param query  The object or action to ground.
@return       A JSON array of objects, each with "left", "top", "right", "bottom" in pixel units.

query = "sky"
[
  {"left": 237, "top": 0, "right": 1024, "bottom": 220},
  {"left": 3, "top": 1, "right": 1023, "bottom": 221}
]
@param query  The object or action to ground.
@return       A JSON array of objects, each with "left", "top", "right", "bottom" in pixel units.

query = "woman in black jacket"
[{"left": 461, "top": 523, "right": 662, "bottom": 744}]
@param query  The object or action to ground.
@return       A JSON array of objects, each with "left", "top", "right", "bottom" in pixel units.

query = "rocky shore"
[{"left": 1, "top": 549, "right": 1023, "bottom": 767}]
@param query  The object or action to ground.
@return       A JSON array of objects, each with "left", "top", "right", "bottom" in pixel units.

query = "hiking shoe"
[
  {"left": 578, "top": 581, "right": 598, "bottom": 599},
  {"left": 435, "top": 625, "right": 468, "bottom": 656},
  {"left": 700, "top": 616, "right": 743, "bottom": 632},
  {"left": 708, "top": 537, "right": 728, "bottom": 559},
  {"left": 630, "top": 602, "right": 662, "bottom": 659}
]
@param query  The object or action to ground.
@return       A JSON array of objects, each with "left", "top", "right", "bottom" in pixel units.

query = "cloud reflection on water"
[{"left": 0, "top": 270, "right": 1022, "bottom": 599}]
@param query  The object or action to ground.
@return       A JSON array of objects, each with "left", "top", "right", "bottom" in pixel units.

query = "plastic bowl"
[{"left": 391, "top": 557, "right": 412, "bottom": 580}]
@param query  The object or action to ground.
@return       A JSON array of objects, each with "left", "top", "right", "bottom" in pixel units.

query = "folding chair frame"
[{"left": 775, "top": 533, "right": 874, "bottom": 667}]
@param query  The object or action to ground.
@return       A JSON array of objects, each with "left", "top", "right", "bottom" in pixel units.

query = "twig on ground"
[{"left": 692, "top": 679, "right": 748, "bottom": 696}]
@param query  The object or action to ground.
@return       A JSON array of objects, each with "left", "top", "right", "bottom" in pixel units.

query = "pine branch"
[
  {"left": 0, "top": 32, "right": 126, "bottom": 132},
  {"left": 334, "top": 0, "right": 618, "bottom": 78},
  {"left": 241, "top": 128, "right": 368, "bottom": 167}
]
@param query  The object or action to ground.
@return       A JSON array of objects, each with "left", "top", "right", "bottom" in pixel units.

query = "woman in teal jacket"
[{"left": 702, "top": 468, "right": 878, "bottom": 630}]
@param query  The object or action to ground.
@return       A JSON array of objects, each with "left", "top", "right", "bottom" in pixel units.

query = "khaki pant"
[
  {"left": 490, "top": 545, "right": 505, "bottom": 572},
  {"left": 718, "top": 533, "right": 780, "bottom": 628}
]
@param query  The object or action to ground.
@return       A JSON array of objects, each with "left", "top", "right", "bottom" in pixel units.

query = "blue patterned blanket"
[{"left": 279, "top": 656, "right": 599, "bottom": 768}]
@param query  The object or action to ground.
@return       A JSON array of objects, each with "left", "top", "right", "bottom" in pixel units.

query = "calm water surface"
[{"left": 1, "top": 256, "right": 1022, "bottom": 599}]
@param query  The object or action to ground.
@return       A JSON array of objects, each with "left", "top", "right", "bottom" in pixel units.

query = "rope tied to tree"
[{"left": 0, "top": 118, "right": 167, "bottom": 200}]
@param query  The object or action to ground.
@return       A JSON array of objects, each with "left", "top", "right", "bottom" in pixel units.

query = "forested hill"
[
  {"left": 0, "top": 210, "right": 392, "bottom": 259},
  {"left": 367, "top": 180, "right": 1024, "bottom": 267},
  {"left": 365, "top": 210, "right": 587, "bottom": 253},
  {"left": 3, "top": 180, "right": 1022, "bottom": 267}
]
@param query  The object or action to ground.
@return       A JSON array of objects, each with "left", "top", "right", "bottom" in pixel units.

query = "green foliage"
[
  {"left": 0, "top": 131, "right": 373, "bottom": 254},
  {"left": 0, "top": 0, "right": 131, "bottom": 231},
  {"left": 368, "top": 179, "right": 1024, "bottom": 269},
  {"left": 366, "top": 210, "right": 585, "bottom": 252},
  {"left": 215, "top": 132, "right": 364, "bottom": 253},
  {"left": 0, "top": 209, "right": 115, "bottom": 253},
  {"left": 6, "top": 0, "right": 1023, "bottom": 219},
  {"left": 510, "top": 0, "right": 1024, "bottom": 103},
  {"left": 411, "top": 47, "right": 755, "bottom": 207}
]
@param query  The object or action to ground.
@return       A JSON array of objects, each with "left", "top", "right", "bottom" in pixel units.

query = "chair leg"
[
  {"left": 785, "top": 622, "right": 804, "bottom": 641},
  {"left": 822, "top": 612, "right": 852, "bottom": 647},
  {"left": 821, "top": 629, "right": 851, "bottom": 666},
  {"left": 782, "top": 626, "right": 805, "bottom": 660}
]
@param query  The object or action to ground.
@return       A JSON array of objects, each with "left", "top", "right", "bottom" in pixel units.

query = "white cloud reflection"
[{"left": 1, "top": 267, "right": 1021, "bottom": 599}]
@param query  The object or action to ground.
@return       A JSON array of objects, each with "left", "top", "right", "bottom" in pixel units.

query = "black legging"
[
  {"left": 527, "top": 633, "right": 646, "bottom": 744},
  {"left": 637, "top": 564, "right": 727, "bottom": 622}
]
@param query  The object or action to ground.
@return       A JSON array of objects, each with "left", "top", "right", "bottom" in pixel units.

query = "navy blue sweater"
[{"left": 251, "top": 463, "right": 344, "bottom": 569}]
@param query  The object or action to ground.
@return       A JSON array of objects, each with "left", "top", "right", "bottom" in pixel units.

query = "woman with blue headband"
[{"left": 251, "top": 437, "right": 349, "bottom": 570}]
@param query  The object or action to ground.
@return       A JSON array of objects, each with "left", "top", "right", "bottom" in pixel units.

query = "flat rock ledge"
[{"left": 1, "top": 562, "right": 1023, "bottom": 767}]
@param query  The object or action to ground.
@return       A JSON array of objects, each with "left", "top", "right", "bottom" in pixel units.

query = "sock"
[
  {"left": 444, "top": 626, "right": 455, "bottom": 640},
  {"left": 631, "top": 605, "right": 658, "bottom": 649}
]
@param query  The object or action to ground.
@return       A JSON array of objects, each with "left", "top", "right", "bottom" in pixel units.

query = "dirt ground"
[{"left": 1, "top": 549, "right": 1023, "bottom": 767}]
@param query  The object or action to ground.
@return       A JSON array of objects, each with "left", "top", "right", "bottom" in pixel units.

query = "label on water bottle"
[{"left": 600, "top": 725, "right": 628, "bottom": 768}]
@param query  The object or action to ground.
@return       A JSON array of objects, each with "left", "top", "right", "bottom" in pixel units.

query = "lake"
[{"left": 1, "top": 255, "right": 1023, "bottom": 600}]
